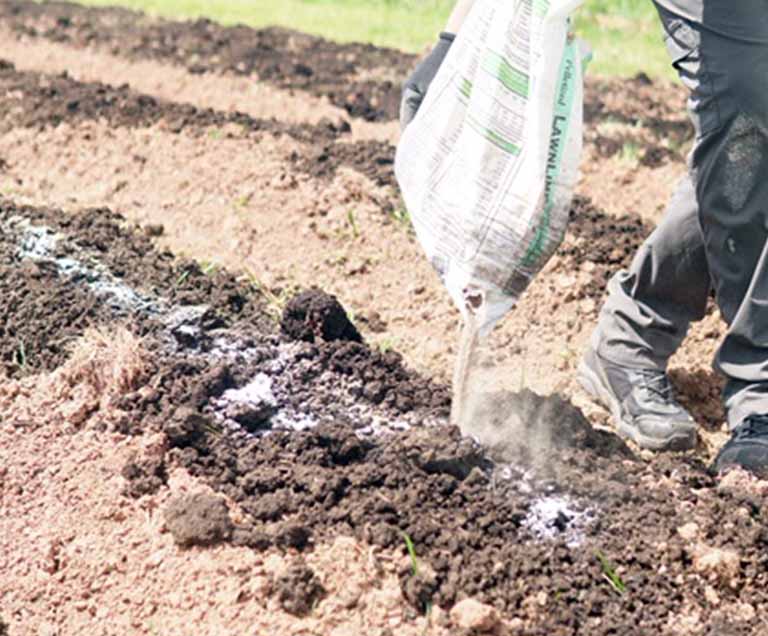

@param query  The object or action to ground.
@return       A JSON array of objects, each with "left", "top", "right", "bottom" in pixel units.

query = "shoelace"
[
  {"left": 636, "top": 369, "right": 676, "bottom": 402},
  {"left": 735, "top": 414, "right": 768, "bottom": 439}
]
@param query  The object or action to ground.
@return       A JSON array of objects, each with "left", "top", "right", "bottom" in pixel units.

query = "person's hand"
[{"left": 400, "top": 32, "right": 455, "bottom": 130}]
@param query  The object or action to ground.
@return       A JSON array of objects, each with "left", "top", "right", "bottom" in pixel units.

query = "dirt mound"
[
  {"left": 0, "top": 199, "right": 271, "bottom": 377},
  {"left": 1, "top": 199, "right": 448, "bottom": 426},
  {"left": 281, "top": 288, "right": 362, "bottom": 343},
  {"left": 5, "top": 195, "right": 768, "bottom": 633},
  {"left": 0, "top": 1, "right": 415, "bottom": 122},
  {"left": 163, "top": 409, "right": 768, "bottom": 633}
]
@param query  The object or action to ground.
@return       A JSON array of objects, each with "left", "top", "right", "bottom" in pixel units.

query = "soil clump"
[
  {"left": 163, "top": 493, "right": 234, "bottom": 547},
  {"left": 276, "top": 559, "right": 327, "bottom": 616},
  {"left": 281, "top": 288, "right": 363, "bottom": 344}
]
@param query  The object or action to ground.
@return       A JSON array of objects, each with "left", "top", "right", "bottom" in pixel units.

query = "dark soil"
[
  {"left": 168, "top": 413, "right": 768, "bottom": 634},
  {"left": 5, "top": 198, "right": 768, "bottom": 634},
  {"left": 0, "top": 1, "right": 416, "bottom": 122},
  {"left": 121, "top": 455, "right": 168, "bottom": 498},
  {"left": 0, "top": 59, "right": 397, "bottom": 188},
  {"left": 0, "top": 198, "right": 270, "bottom": 376},
  {"left": 163, "top": 493, "right": 234, "bottom": 547},
  {"left": 275, "top": 560, "right": 327, "bottom": 616},
  {"left": 584, "top": 75, "right": 693, "bottom": 166},
  {"left": 0, "top": 242, "right": 117, "bottom": 377},
  {"left": 281, "top": 288, "right": 362, "bottom": 344},
  {"left": 1, "top": 199, "right": 448, "bottom": 425},
  {"left": 557, "top": 195, "right": 651, "bottom": 301}
]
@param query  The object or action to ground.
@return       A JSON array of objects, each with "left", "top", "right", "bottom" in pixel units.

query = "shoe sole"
[{"left": 577, "top": 359, "right": 696, "bottom": 452}]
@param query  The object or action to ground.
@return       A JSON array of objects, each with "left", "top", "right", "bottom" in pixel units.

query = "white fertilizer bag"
[{"left": 396, "top": 0, "right": 585, "bottom": 335}]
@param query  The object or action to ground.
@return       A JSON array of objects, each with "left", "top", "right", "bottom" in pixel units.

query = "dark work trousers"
[{"left": 592, "top": 2, "right": 768, "bottom": 429}]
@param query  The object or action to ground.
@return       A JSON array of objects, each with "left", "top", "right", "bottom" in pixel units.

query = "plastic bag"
[{"left": 395, "top": 0, "right": 585, "bottom": 335}]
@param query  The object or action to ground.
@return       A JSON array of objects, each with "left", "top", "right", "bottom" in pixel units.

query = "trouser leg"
[
  {"left": 592, "top": 174, "right": 710, "bottom": 370},
  {"left": 654, "top": 5, "right": 768, "bottom": 428}
]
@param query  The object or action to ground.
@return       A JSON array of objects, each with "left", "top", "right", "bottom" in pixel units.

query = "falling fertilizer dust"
[
  {"left": 450, "top": 309, "right": 598, "bottom": 545},
  {"left": 450, "top": 306, "right": 559, "bottom": 472}
]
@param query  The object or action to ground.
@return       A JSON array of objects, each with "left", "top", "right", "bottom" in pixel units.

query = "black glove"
[{"left": 400, "top": 32, "right": 455, "bottom": 130}]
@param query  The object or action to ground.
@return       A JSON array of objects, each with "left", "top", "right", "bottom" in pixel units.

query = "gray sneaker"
[
  {"left": 577, "top": 347, "right": 697, "bottom": 451},
  {"left": 712, "top": 415, "right": 768, "bottom": 477}
]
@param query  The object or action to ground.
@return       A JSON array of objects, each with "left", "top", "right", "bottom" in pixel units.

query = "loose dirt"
[{"left": 3, "top": 195, "right": 767, "bottom": 636}]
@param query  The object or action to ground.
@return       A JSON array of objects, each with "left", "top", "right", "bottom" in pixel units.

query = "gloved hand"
[{"left": 399, "top": 32, "right": 455, "bottom": 130}]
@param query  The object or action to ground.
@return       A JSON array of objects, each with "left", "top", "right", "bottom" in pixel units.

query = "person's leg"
[
  {"left": 653, "top": 4, "right": 768, "bottom": 472},
  {"left": 593, "top": 174, "right": 709, "bottom": 371},
  {"left": 670, "top": 9, "right": 768, "bottom": 422},
  {"left": 579, "top": 172, "right": 707, "bottom": 450}
]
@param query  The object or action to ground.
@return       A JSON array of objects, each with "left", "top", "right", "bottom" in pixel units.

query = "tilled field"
[{"left": 1, "top": 2, "right": 766, "bottom": 635}]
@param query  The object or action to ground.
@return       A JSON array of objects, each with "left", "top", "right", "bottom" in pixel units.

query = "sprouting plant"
[
  {"left": 203, "top": 419, "right": 223, "bottom": 437},
  {"left": 233, "top": 193, "right": 253, "bottom": 211},
  {"left": 619, "top": 140, "right": 640, "bottom": 164},
  {"left": 347, "top": 209, "right": 360, "bottom": 238},
  {"left": 392, "top": 206, "right": 411, "bottom": 227},
  {"left": 401, "top": 531, "right": 434, "bottom": 619},
  {"left": 377, "top": 337, "right": 400, "bottom": 354},
  {"left": 401, "top": 531, "right": 419, "bottom": 577},
  {"left": 176, "top": 269, "right": 191, "bottom": 286},
  {"left": 596, "top": 551, "right": 626, "bottom": 595},
  {"left": 201, "top": 261, "right": 218, "bottom": 276}
]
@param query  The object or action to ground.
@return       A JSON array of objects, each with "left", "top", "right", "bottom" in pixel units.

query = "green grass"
[
  {"left": 575, "top": 0, "right": 673, "bottom": 79},
  {"left": 76, "top": 0, "right": 673, "bottom": 79}
]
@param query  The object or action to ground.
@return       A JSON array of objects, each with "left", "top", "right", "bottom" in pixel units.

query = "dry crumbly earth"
[{"left": 0, "top": 2, "right": 764, "bottom": 635}]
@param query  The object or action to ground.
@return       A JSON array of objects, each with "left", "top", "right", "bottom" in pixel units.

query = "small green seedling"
[
  {"left": 201, "top": 261, "right": 218, "bottom": 276},
  {"left": 596, "top": 551, "right": 626, "bottom": 595},
  {"left": 376, "top": 337, "right": 401, "bottom": 354},
  {"left": 176, "top": 269, "right": 191, "bottom": 286},
  {"left": 619, "top": 140, "right": 640, "bottom": 164},
  {"left": 401, "top": 531, "right": 419, "bottom": 577},
  {"left": 347, "top": 209, "right": 361, "bottom": 238},
  {"left": 233, "top": 193, "right": 253, "bottom": 211},
  {"left": 203, "top": 420, "right": 223, "bottom": 437},
  {"left": 392, "top": 206, "right": 411, "bottom": 228}
]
